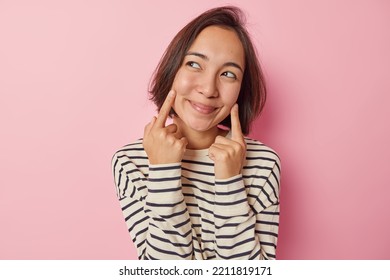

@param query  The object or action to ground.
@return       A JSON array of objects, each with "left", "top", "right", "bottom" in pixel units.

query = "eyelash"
[
  {"left": 186, "top": 61, "right": 237, "bottom": 80},
  {"left": 222, "top": 71, "right": 237, "bottom": 80},
  {"left": 186, "top": 61, "right": 201, "bottom": 69}
]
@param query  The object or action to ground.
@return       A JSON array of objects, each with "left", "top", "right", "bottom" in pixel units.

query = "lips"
[{"left": 189, "top": 101, "right": 217, "bottom": 114}]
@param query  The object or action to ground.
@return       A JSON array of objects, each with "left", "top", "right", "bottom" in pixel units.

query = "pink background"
[{"left": 1, "top": 0, "right": 389, "bottom": 259}]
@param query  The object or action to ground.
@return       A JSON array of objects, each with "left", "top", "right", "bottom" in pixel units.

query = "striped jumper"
[{"left": 112, "top": 136, "right": 280, "bottom": 260}]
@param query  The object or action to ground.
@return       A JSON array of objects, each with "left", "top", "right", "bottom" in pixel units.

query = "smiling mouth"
[{"left": 189, "top": 101, "right": 217, "bottom": 114}]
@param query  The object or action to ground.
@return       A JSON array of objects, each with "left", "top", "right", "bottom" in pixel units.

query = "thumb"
[{"left": 172, "top": 115, "right": 184, "bottom": 139}]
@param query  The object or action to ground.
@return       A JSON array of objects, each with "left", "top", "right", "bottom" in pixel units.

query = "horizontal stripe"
[
  {"left": 181, "top": 166, "right": 214, "bottom": 176},
  {"left": 214, "top": 197, "right": 248, "bottom": 206},
  {"left": 150, "top": 233, "right": 193, "bottom": 247},
  {"left": 182, "top": 159, "right": 214, "bottom": 167},
  {"left": 148, "top": 224, "right": 192, "bottom": 238},
  {"left": 185, "top": 203, "right": 214, "bottom": 216},
  {"left": 216, "top": 237, "right": 255, "bottom": 250},
  {"left": 214, "top": 212, "right": 248, "bottom": 220},
  {"left": 183, "top": 192, "right": 214, "bottom": 205},
  {"left": 246, "top": 148, "right": 280, "bottom": 158},
  {"left": 199, "top": 218, "right": 214, "bottom": 226},
  {"left": 159, "top": 208, "right": 188, "bottom": 219},
  {"left": 200, "top": 239, "right": 215, "bottom": 244},
  {"left": 147, "top": 187, "right": 182, "bottom": 193},
  {"left": 149, "top": 165, "right": 181, "bottom": 171},
  {"left": 182, "top": 175, "right": 214, "bottom": 186},
  {"left": 257, "top": 220, "right": 279, "bottom": 227},
  {"left": 245, "top": 156, "right": 277, "bottom": 162},
  {"left": 201, "top": 229, "right": 215, "bottom": 235},
  {"left": 132, "top": 177, "right": 147, "bottom": 184},
  {"left": 214, "top": 222, "right": 243, "bottom": 229},
  {"left": 135, "top": 164, "right": 149, "bottom": 169},
  {"left": 243, "top": 165, "right": 273, "bottom": 171},
  {"left": 112, "top": 137, "right": 280, "bottom": 260},
  {"left": 215, "top": 186, "right": 245, "bottom": 196},
  {"left": 189, "top": 212, "right": 201, "bottom": 218},
  {"left": 148, "top": 176, "right": 181, "bottom": 182},
  {"left": 260, "top": 241, "right": 277, "bottom": 249},
  {"left": 266, "top": 253, "right": 276, "bottom": 259},
  {"left": 262, "top": 210, "right": 280, "bottom": 215},
  {"left": 216, "top": 223, "right": 255, "bottom": 239},
  {"left": 242, "top": 174, "right": 268, "bottom": 180},
  {"left": 182, "top": 183, "right": 215, "bottom": 195},
  {"left": 145, "top": 240, "right": 193, "bottom": 259},
  {"left": 216, "top": 249, "right": 252, "bottom": 259},
  {"left": 145, "top": 199, "right": 184, "bottom": 208},
  {"left": 215, "top": 176, "right": 242, "bottom": 185},
  {"left": 256, "top": 230, "right": 279, "bottom": 238}
]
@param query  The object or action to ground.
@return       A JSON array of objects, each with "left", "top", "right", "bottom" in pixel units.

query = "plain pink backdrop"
[{"left": 1, "top": 0, "right": 389, "bottom": 259}]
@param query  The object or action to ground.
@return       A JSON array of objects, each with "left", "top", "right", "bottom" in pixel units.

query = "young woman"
[{"left": 112, "top": 6, "right": 281, "bottom": 260}]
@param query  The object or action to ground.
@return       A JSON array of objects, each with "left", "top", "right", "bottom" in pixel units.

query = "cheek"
[
  {"left": 220, "top": 85, "right": 241, "bottom": 107},
  {"left": 172, "top": 70, "right": 192, "bottom": 113},
  {"left": 172, "top": 70, "right": 194, "bottom": 97}
]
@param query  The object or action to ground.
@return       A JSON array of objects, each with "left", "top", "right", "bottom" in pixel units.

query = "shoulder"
[
  {"left": 111, "top": 139, "right": 146, "bottom": 167},
  {"left": 244, "top": 137, "right": 281, "bottom": 171}
]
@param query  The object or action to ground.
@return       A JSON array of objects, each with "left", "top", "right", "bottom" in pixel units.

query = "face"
[{"left": 171, "top": 25, "right": 245, "bottom": 134}]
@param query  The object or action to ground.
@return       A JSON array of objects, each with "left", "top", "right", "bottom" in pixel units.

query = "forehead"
[{"left": 188, "top": 25, "right": 245, "bottom": 66}]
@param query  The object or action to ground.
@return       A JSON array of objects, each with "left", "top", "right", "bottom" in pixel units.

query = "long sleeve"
[
  {"left": 112, "top": 138, "right": 280, "bottom": 260},
  {"left": 252, "top": 158, "right": 281, "bottom": 259},
  {"left": 214, "top": 175, "right": 261, "bottom": 259},
  {"left": 112, "top": 146, "right": 193, "bottom": 259},
  {"left": 214, "top": 143, "right": 281, "bottom": 260},
  {"left": 248, "top": 152, "right": 281, "bottom": 259}
]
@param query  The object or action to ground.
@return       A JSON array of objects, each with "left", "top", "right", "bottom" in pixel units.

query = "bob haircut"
[{"left": 149, "top": 6, "right": 266, "bottom": 135}]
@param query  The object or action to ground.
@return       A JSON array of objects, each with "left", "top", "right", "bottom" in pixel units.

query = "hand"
[
  {"left": 209, "top": 104, "right": 246, "bottom": 179},
  {"left": 143, "top": 90, "right": 188, "bottom": 164}
]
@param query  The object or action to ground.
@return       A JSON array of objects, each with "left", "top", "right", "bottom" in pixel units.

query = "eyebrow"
[{"left": 186, "top": 51, "right": 244, "bottom": 73}]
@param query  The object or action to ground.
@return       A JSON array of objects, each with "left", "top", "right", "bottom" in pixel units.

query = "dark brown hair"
[{"left": 149, "top": 6, "right": 266, "bottom": 135}]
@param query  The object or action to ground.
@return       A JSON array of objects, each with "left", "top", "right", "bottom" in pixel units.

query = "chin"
[
  {"left": 188, "top": 123, "right": 211, "bottom": 132},
  {"left": 185, "top": 118, "right": 215, "bottom": 132}
]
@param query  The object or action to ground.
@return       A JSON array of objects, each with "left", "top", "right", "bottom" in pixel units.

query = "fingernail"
[{"left": 169, "top": 90, "right": 176, "bottom": 97}]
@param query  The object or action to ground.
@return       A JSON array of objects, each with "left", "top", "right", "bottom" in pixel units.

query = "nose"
[{"left": 197, "top": 73, "right": 218, "bottom": 98}]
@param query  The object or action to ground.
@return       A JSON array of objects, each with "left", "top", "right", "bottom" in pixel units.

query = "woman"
[{"left": 112, "top": 6, "right": 281, "bottom": 260}]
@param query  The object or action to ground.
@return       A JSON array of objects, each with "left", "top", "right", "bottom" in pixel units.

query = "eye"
[
  {"left": 186, "top": 61, "right": 201, "bottom": 69},
  {"left": 221, "top": 71, "right": 237, "bottom": 79}
]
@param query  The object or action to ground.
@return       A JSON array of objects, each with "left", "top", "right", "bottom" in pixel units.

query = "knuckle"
[
  {"left": 166, "top": 135, "right": 175, "bottom": 144},
  {"left": 218, "top": 151, "right": 229, "bottom": 161},
  {"left": 157, "top": 129, "right": 167, "bottom": 138}
]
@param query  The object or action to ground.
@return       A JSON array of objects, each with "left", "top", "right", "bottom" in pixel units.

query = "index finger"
[
  {"left": 230, "top": 104, "right": 244, "bottom": 143},
  {"left": 155, "top": 90, "right": 176, "bottom": 127}
]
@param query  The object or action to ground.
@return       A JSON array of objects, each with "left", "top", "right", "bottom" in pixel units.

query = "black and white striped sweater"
[{"left": 112, "top": 137, "right": 280, "bottom": 260}]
